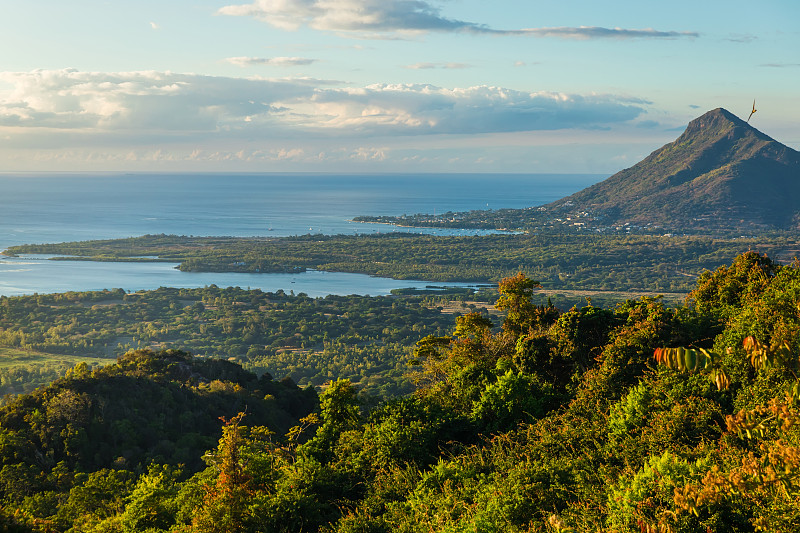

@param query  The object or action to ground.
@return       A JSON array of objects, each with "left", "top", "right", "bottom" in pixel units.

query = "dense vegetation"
[
  {"left": 0, "top": 287, "right": 465, "bottom": 399},
  {"left": 0, "top": 348, "right": 318, "bottom": 530},
  {"left": 0, "top": 283, "right": 684, "bottom": 401},
  {"left": 2, "top": 251, "right": 800, "bottom": 531},
  {"left": 7, "top": 232, "right": 799, "bottom": 292}
]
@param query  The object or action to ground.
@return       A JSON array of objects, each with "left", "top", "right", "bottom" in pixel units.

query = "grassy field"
[
  {"left": 0, "top": 347, "right": 112, "bottom": 368},
  {"left": 0, "top": 347, "right": 114, "bottom": 400}
]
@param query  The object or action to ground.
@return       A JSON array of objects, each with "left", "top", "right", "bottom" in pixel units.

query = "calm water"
[{"left": 0, "top": 173, "right": 603, "bottom": 296}]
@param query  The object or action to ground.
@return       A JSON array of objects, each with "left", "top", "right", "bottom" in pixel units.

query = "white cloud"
[
  {"left": 217, "top": 0, "right": 487, "bottom": 34},
  {"left": 725, "top": 33, "right": 756, "bottom": 43},
  {"left": 226, "top": 56, "right": 317, "bottom": 67},
  {"left": 296, "top": 83, "right": 648, "bottom": 134},
  {"left": 274, "top": 147, "right": 306, "bottom": 160},
  {"left": 183, "top": 147, "right": 309, "bottom": 162},
  {"left": 403, "top": 62, "right": 470, "bottom": 69},
  {"left": 517, "top": 26, "right": 698, "bottom": 40},
  {"left": 0, "top": 69, "right": 648, "bottom": 159},
  {"left": 760, "top": 62, "right": 800, "bottom": 68},
  {"left": 350, "top": 146, "right": 388, "bottom": 160},
  {"left": 149, "top": 22, "right": 160, "bottom": 30},
  {"left": 0, "top": 69, "right": 322, "bottom": 133},
  {"left": 218, "top": 0, "right": 698, "bottom": 40}
]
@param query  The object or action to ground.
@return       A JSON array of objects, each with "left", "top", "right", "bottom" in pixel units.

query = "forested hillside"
[{"left": 2, "top": 252, "right": 800, "bottom": 531}]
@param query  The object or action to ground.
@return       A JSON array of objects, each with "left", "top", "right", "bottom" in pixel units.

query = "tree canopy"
[{"left": 2, "top": 252, "right": 800, "bottom": 532}]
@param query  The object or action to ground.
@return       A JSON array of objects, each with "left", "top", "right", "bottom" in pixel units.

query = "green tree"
[
  {"left": 192, "top": 413, "right": 251, "bottom": 533},
  {"left": 495, "top": 272, "right": 540, "bottom": 335},
  {"left": 302, "top": 379, "right": 360, "bottom": 461},
  {"left": 120, "top": 464, "right": 182, "bottom": 532}
]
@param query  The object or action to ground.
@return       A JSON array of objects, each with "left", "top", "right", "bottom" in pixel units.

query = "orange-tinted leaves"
[{"left": 653, "top": 346, "right": 728, "bottom": 389}]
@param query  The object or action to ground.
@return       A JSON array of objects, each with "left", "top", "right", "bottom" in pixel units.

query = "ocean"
[{"left": 0, "top": 173, "right": 603, "bottom": 296}]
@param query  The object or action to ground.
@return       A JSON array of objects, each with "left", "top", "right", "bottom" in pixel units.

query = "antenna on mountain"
[{"left": 747, "top": 100, "right": 757, "bottom": 123}]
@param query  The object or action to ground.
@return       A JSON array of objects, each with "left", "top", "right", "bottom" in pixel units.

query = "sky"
[{"left": 0, "top": 0, "right": 798, "bottom": 174}]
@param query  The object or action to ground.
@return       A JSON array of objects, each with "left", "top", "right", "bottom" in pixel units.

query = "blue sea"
[{"left": 0, "top": 173, "right": 603, "bottom": 296}]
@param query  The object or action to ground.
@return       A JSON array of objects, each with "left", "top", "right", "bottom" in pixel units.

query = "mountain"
[{"left": 548, "top": 108, "right": 800, "bottom": 231}]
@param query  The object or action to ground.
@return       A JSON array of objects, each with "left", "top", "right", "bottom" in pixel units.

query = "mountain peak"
[
  {"left": 549, "top": 108, "right": 800, "bottom": 231},
  {"left": 694, "top": 107, "right": 741, "bottom": 123},
  {"left": 679, "top": 107, "right": 772, "bottom": 145}
]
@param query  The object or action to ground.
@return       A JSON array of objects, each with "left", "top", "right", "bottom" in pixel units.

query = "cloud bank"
[
  {"left": 218, "top": 0, "right": 698, "bottom": 39},
  {"left": 226, "top": 56, "right": 317, "bottom": 67},
  {"left": 0, "top": 69, "right": 648, "bottom": 157},
  {"left": 298, "top": 84, "right": 647, "bottom": 134},
  {"left": 0, "top": 69, "right": 320, "bottom": 132},
  {"left": 518, "top": 26, "right": 698, "bottom": 40},
  {"left": 403, "top": 62, "right": 470, "bottom": 69},
  {"left": 218, "top": 0, "right": 492, "bottom": 34}
]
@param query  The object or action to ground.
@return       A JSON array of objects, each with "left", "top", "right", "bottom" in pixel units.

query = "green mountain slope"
[
  {"left": 551, "top": 108, "right": 800, "bottom": 230},
  {"left": 353, "top": 108, "right": 799, "bottom": 233}
]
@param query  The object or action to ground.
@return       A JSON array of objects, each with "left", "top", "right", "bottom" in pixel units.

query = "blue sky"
[{"left": 0, "top": 0, "right": 797, "bottom": 173}]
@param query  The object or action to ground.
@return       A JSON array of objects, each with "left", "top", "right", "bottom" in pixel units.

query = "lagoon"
[
  {"left": 0, "top": 254, "right": 484, "bottom": 298},
  {"left": 0, "top": 173, "right": 603, "bottom": 296}
]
